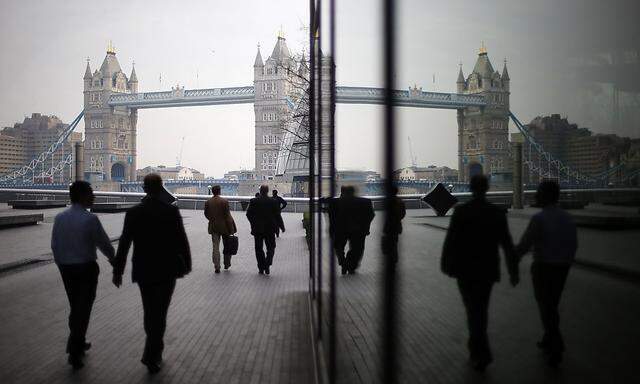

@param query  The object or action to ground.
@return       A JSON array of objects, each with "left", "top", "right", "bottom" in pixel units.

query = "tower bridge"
[
  {"left": 80, "top": 35, "right": 507, "bottom": 184},
  {"left": 2, "top": 34, "right": 608, "bottom": 187}
]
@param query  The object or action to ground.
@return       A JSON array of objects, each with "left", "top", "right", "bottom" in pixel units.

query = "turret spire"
[
  {"left": 84, "top": 58, "right": 92, "bottom": 80},
  {"left": 254, "top": 43, "right": 264, "bottom": 67},
  {"left": 502, "top": 58, "right": 510, "bottom": 81},
  {"left": 129, "top": 61, "right": 138, "bottom": 83},
  {"left": 457, "top": 62, "right": 465, "bottom": 83},
  {"left": 107, "top": 40, "right": 116, "bottom": 55}
]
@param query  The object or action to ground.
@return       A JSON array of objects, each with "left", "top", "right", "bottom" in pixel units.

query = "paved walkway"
[
  {"left": 0, "top": 210, "right": 313, "bottom": 384},
  {"left": 331, "top": 209, "right": 640, "bottom": 384}
]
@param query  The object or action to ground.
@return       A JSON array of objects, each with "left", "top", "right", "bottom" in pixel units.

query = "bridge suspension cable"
[{"left": 0, "top": 110, "right": 84, "bottom": 184}]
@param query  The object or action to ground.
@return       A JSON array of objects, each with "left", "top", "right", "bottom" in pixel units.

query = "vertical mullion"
[
  {"left": 382, "top": 0, "right": 397, "bottom": 383},
  {"left": 328, "top": 0, "right": 337, "bottom": 382},
  {"left": 315, "top": 0, "right": 324, "bottom": 342},
  {"left": 309, "top": 0, "right": 316, "bottom": 300}
]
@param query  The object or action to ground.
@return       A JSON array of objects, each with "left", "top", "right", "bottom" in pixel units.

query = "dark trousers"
[
  {"left": 457, "top": 278, "right": 494, "bottom": 361},
  {"left": 58, "top": 261, "right": 99, "bottom": 357},
  {"left": 531, "top": 262, "right": 570, "bottom": 355},
  {"left": 334, "top": 233, "right": 366, "bottom": 271},
  {"left": 138, "top": 279, "right": 176, "bottom": 363},
  {"left": 253, "top": 233, "right": 276, "bottom": 271}
]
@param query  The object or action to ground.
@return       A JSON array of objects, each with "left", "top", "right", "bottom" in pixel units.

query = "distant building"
[
  {"left": 0, "top": 113, "right": 82, "bottom": 182},
  {"left": 523, "top": 114, "right": 637, "bottom": 184},
  {"left": 223, "top": 169, "right": 256, "bottom": 181},
  {"left": 137, "top": 165, "right": 204, "bottom": 181},
  {"left": 393, "top": 165, "right": 458, "bottom": 182},
  {"left": 337, "top": 170, "right": 381, "bottom": 182}
]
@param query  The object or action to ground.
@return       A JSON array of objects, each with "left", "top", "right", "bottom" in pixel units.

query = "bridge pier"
[
  {"left": 74, "top": 141, "right": 84, "bottom": 181},
  {"left": 512, "top": 141, "right": 523, "bottom": 209}
]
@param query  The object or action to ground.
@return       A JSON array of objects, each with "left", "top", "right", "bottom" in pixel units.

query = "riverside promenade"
[{"left": 1, "top": 203, "right": 639, "bottom": 383}]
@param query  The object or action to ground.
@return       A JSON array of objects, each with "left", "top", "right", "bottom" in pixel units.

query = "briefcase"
[{"left": 223, "top": 235, "right": 239, "bottom": 256}]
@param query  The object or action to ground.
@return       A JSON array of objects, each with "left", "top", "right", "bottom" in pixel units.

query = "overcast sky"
[{"left": 1, "top": 0, "right": 638, "bottom": 177}]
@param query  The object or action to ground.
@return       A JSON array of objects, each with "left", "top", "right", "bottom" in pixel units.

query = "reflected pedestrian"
[
  {"left": 112, "top": 173, "right": 191, "bottom": 374},
  {"left": 328, "top": 186, "right": 374, "bottom": 275},
  {"left": 441, "top": 174, "right": 519, "bottom": 371},
  {"left": 382, "top": 185, "right": 406, "bottom": 265},
  {"left": 51, "top": 181, "right": 115, "bottom": 370},
  {"left": 204, "top": 185, "right": 237, "bottom": 273},
  {"left": 272, "top": 189, "right": 287, "bottom": 237},
  {"left": 247, "top": 185, "right": 284, "bottom": 274},
  {"left": 516, "top": 180, "right": 577, "bottom": 367}
]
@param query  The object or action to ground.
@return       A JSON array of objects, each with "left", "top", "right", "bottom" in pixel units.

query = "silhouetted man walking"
[
  {"left": 272, "top": 189, "right": 287, "bottom": 238},
  {"left": 204, "top": 185, "right": 237, "bottom": 273},
  {"left": 516, "top": 180, "right": 577, "bottom": 367},
  {"left": 51, "top": 181, "right": 115, "bottom": 370},
  {"left": 382, "top": 185, "right": 406, "bottom": 265},
  {"left": 113, "top": 174, "right": 191, "bottom": 374},
  {"left": 442, "top": 174, "right": 519, "bottom": 371},
  {"left": 329, "top": 186, "right": 375, "bottom": 274},
  {"left": 247, "top": 185, "right": 284, "bottom": 274}
]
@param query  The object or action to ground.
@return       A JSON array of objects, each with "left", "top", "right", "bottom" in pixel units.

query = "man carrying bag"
[{"left": 204, "top": 185, "right": 237, "bottom": 273}]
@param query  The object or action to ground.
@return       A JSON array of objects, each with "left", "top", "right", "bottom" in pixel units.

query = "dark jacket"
[
  {"left": 383, "top": 197, "right": 406, "bottom": 236},
  {"left": 328, "top": 196, "right": 375, "bottom": 237},
  {"left": 114, "top": 196, "right": 192, "bottom": 283},
  {"left": 441, "top": 197, "right": 517, "bottom": 282},
  {"left": 246, "top": 195, "right": 284, "bottom": 236},
  {"left": 273, "top": 195, "right": 287, "bottom": 211}
]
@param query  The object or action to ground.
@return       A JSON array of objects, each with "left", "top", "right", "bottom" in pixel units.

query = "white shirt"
[{"left": 51, "top": 204, "right": 115, "bottom": 265}]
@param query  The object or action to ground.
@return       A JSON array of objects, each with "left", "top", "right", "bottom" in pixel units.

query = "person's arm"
[
  {"left": 280, "top": 197, "right": 288, "bottom": 210},
  {"left": 499, "top": 212, "right": 519, "bottom": 286},
  {"left": 91, "top": 215, "right": 115, "bottom": 263},
  {"left": 204, "top": 200, "right": 211, "bottom": 221},
  {"left": 275, "top": 201, "right": 285, "bottom": 232},
  {"left": 175, "top": 209, "right": 192, "bottom": 273},
  {"left": 112, "top": 211, "right": 133, "bottom": 286},
  {"left": 441, "top": 208, "right": 460, "bottom": 276},
  {"left": 224, "top": 200, "right": 237, "bottom": 234},
  {"left": 51, "top": 217, "right": 60, "bottom": 257},
  {"left": 399, "top": 200, "right": 406, "bottom": 220},
  {"left": 246, "top": 199, "right": 255, "bottom": 223},
  {"left": 515, "top": 216, "right": 538, "bottom": 258}
]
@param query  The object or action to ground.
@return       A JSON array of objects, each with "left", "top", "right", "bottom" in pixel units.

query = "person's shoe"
[
  {"left": 341, "top": 266, "right": 347, "bottom": 275},
  {"left": 265, "top": 267, "right": 270, "bottom": 275},
  {"left": 141, "top": 358, "right": 162, "bottom": 374},
  {"left": 214, "top": 268, "right": 220, "bottom": 274},
  {"left": 224, "top": 264, "right": 230, "bottom": 270},
  {"left": 348, "top": 269, "right": 356, "bottom": 275},
  {"left": 68, "top": 355, "right": 84, "bottom": 370},
  {"left": 548, "top": 353, "right": 562, "bottom": 368},
  {"left": 259, "top": 269, "right": 264, "bottom": 275},
  {"left": 537, "top": 340, "right": 551, "bottom": 353}
]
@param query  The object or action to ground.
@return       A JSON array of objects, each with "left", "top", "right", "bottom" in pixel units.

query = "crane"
[
  {"left": 408, "top": 136, "right": 418, "bottom": 167},
  {"left": 176, "top": 136, "right": 185, "bottom": 167}
]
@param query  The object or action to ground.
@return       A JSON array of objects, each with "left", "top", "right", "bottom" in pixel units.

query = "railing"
[
  {"left": 335, "top": 86, "right": 487, "bottom": 109},
  {"left": 109, "top": 86, "right": 256, "bottom": 108}
]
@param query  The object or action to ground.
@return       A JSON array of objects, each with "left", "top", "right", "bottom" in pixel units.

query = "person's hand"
[
  {"left": 281, "top": 227, "right": 286, "bottom": 233},
  {"left": 510, "top": 274, "right": 520, "bottom": 287},
  {"left": 112, "top": 273, "right": 122, "bottom": 288}
]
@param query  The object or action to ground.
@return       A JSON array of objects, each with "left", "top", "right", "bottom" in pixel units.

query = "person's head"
[
  {"left": 469, "top": 174, "right": 489, "bottom": 198},
  {"left": 143, "top": 173, "right": 163, "bottom": 197},
  {"left": 211, "top": 185, "right": 221, "bottom": 196},
  {"left": 69, "top": 181, "right": 94, "bottom": 207},
  {"left": 536, "top": 180, "right": 560, "bottom": 207},
  {"left": 388, "top": 185, "right": 399, "bottom": 196},
  {"left": 259, "top": 185, "right": 269, "bottom": 196},
  {"left": 255, "top": 192, "right": 260, "bottom": 198},
  {"left": 340, "top": 185, "right": 348, "bottom": 197},
  {"left": 272, "top": 189, "right": 278, "bottom": 197},
  {"left": 344, "top": 185, "right": 356, "bottom": 198}
]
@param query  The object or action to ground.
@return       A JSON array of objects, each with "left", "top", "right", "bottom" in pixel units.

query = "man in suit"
[
  {"left": 442, "top": 174, "right": 519, "bottom": 371},
  {"left": 204, "top": 185, "right": 237, "bottom": 273},
  {"left": 51, "top": 181, "right": 115, "bottom": 369},
  {"left": 246, "top": 185, "right": 284, "bottom": 274},
  {"left": 382, "top": 185, "right": 406, "bottom": 265},
  {"left": 516, "top": 180, "right": 577, "bottom": 367},
  {"left": 272, "top": 189, "right": 287, "bottom": 238},
  {"left": 113, "top": 173, "right": 191, "bottom": 374},
  {"left": 329, "top": 186, "right": 375, "bottom": 275}
]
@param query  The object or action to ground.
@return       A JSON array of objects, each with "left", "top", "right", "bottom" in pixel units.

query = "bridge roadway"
[
  {"left": 108, "top": 86, "right": 487, "bottom": 109},
  {"left": 0, "top": 205, "right": 639, "bottom": 383}
]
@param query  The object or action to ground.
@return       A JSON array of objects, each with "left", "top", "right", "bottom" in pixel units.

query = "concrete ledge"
[
  {"left": 8, "top": 200, "right": 67, "bottom": 209},
  {"left": 90, "top": 202, "right": 137, "bottom": 213},
  {"left": 0, "top": 213, "right": 43, "bottom": 228},
  {"left": 572, "top": 215, "right": 640, "bottom": 230}
]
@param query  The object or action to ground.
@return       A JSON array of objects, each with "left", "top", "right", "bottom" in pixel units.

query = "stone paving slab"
[
  {"left": 0, "top": 211, "right": 314, "bottom": 384},
  {"left": 327, "top": 209, "right": 640, "bottom": 384}
]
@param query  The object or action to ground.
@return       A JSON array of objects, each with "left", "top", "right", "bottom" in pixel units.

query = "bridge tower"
[
  {"left": 457, "top": 44, "right": 510, "bottom": 183},
  {"left": 83, "top": 42, "right": 138, "bottom": 184},
  {"left": 253, "top": 33, "right": 297, "bottom": 180}
]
